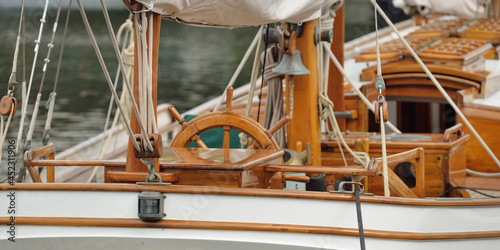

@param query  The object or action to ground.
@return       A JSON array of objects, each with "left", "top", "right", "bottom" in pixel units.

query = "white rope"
[
  {"left": 245, "top": 25, "right": 264, "bottom": 117},
  {"left": 44, "top": 92, "right": 56, "bottom": 131},
  {"left": 370, "top": 0, "right": 500, "bottom": 168},
  {"left": 213, "top": 29, "right": 261, "bottom": 112},
  {"left": 9, "top": 0, "right": 25, "bottom": 87},
  {"left": 380, "top": 104, "right": 390, "bottom": 197},
  {"left": 16, "top": 0, "right": 50, "bottom": 153},
  {"left": 78, "top": 0, "right": 141, "bottom": 152},
  {"left": 372, "top": 0, "right": 390, "bottom": 196},
  {"left": 262, "top": 46, "right": 285, "bottom": 147},
  {"left": 26, "top": 0, "right": 63, "bottom": 145},
  {"left": 323, "top": 43, "right": 401, "bottom": 133},
  {"left": 87, "top": 16, "right": 134, "bottom": 183},
  {"left": 44, "top": 0, "right": 73, "bottom": 139},
  {"left": 148, "top": 12, "right": 158, "bottom": 134},
  {"left": 26, "top": 93, "right": 41, "bottom": 142},
  {"left": 466, "top": 169, "right": 500, "bottom": 178},
  {"left": 99, "top": 0, "right": 155, "bottom": 153}
]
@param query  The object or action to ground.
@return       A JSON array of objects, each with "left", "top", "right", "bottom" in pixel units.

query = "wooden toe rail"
[{"left": 368, "top": 148, "right": 425, "bottom": 198}]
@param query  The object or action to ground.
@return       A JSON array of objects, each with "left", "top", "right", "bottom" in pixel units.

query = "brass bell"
[{"left": 272, "top": 49, "right": 310, "bottom": 76}]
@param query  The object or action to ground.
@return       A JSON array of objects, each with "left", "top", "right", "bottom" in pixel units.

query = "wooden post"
[
  {"left": 328, "top": 4, "right": 346, "bottom": 131},
  {"left": 286, "top": 20, "right": 321, "bottom": 166},
  {"left": 494, "top": 0, "right": 500, "bottom": 18},
  {"left": 125, "top": 12, "right": 161, "bottom": 173}
]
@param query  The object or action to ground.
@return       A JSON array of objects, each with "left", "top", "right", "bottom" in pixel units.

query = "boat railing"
[
  {"left": 23, "top": 143, "right": 56, "bottom": 183},
  {"left": 367, "top": 147, "right": 425, "bottom": 198}
]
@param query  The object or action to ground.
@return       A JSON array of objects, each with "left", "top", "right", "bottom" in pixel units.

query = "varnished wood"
[
  {"left": 169, "top": 110, "right": 279, "bottom": 149},
  {"left": 126, "top": 12, "right": 161, "bottom": 173},
  {"left": 26, "top": 163, "right": 42, "bottom": 183},
  {"left": 368, "top": 148, "right": 425, "bottom": 198},
  {"left": 284, "top": 175, "right": 310, "bottom": 183},
  {"left": 443, "top": 123, "right": 463, "bottom": 142},
  {"left": 286, "top": 20, "right": 321, "bottom": 166},
  {"left": 328, "top": 4, "right": 346, "bottom": 130},
  {"left": 24, "top": 160, "right": 125, "bottom": 167},
  {"left": 106, "top": 171, "right": 179, "bottom": 183},
  {"left": 2, "top": 216, "right": 500, "bottom": 240},
  {"left": 466, "top": 176, "right": 500, "bottom": 191},
  {"left": 458, "top": 104, "right": 500, "bottom": 173},
  {"left": 265, "top": 165, "right": 377, "bottom": 177},
  {"left": 24, "top": 143, "right": 56, "bottom": 183}
]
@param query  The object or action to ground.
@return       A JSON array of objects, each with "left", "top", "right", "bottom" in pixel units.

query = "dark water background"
[{"left": 0, "top": 0, "right": 405, "bottom": 163}]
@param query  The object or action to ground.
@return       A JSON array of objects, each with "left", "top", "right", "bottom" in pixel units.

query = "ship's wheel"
[{"left": 168, "top": 87, "right": 288, "bottom": 149}]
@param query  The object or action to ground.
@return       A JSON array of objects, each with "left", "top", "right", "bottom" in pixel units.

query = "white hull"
[
  {"left": 3, "top": 228, "right": 498, "bottom": 250},
  {"left": 2, "top": 186, "right": 500, "bottom": 249}
]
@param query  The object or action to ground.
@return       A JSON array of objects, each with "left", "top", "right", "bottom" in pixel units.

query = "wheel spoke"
[
  {"left": 191, "top": 134, "right": 207, "bottom": 148},
  {"left": 223, "top": 126, "right": 231, "bottom": 149}
]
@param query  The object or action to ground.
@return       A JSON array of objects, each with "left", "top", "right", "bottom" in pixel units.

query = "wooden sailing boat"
[{"left": 1, "top": 0, "right": 500, "bottom": 249}]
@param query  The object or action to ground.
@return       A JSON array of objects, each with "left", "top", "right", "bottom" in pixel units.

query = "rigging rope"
[
  {"left": 87, "top": 16, "right": 135, "bottom": 183},
  {"left": 373, "top": 1, "right": 390, "bottom": 197},
  {"left": 26, "top": 0, "right": 64, "bottom": 150},
  {"left": 76, "top": 0, "right": 141, "bottom": 152},
  {"left": 213, "top": 29, "right": 261, "bottom": 112},
  {"left": 16, "top": 0, "right": 50, "bottom": 160},
  {"left": 245, "top": 25, "right": 264, "bottom": 117},
  {"left": 0, "top": 0, "right": 25, "bottom": 168},
  {"left": 263, "top": 46, "right": 285, "bottom": 147},
  {"left": 44, "top": 0, "right": 73, "bottom": 146},
  {"left": 16, "top": 0, "right": 50, "bottom": 182},
  {"left": 323, "top": 44, "right": 401, "bottom": 133},
  {"left": 99, "top": 0, "right": 156, "bottom": 153},
  {"left": 370, "top": 0, "right": 500, "bottom": 168},
  {"left": 8, "top": 0, "right": 25, "bottom": 95}
]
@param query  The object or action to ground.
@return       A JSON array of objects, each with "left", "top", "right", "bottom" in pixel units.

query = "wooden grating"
[
  {"left": 417, "top": 38, "right": 493, "bottom": 65},
  {"left": 461, "top": 18, "right": 500, "bottom": 43},
  {"left": 409, "top": 18, "right": 468, "bottom": 39},
  {"left": 354, "top": 37, "right": 433, "bottom": 63}
]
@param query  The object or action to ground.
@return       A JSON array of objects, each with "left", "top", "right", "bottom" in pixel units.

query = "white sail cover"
[
  {"left": 128, "top": 0, "right": 324, "bottom": 27},
  {"left": 393, "top": 0, "right": 485, "bottom": 19}
]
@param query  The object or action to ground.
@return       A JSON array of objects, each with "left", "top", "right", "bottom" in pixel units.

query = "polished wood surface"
[
  {"left": 107, "top": 148, "right": 283, "bottom": 187},
  {"left": 24, "top": 143, "right": 56, "bottom": 183},
  {"left": 286, "top": 20, "right": 321, "bottom": 166},
  {"left": 328, "top": 4, "right": 346, "bottom": 130},
  {"left": 106, "top": 171, "right": 179, "bottom": 183},
  {"left": 368, "top": 148, "right": 425, "bottom": 198},
  {"left": 322, "top": 132, "right": 469, "bottom": 197},
  {"left": 1, "top": 216, "right": 500, "bottom": 241}
]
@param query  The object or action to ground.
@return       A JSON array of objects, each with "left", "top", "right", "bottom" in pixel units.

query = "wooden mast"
[
  {"left": 328, "top": 4, "right": 346, "bottom": 131},
  {"left": 125, "top": 10, "right": 162, "bottom": 173},
  {"left": 285, "top": 20, "right": 321, "bottom": 166}
]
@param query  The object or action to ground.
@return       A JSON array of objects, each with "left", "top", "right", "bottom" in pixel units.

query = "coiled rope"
[{"left": 263, "top": 46, "right": 286, "bottom": 148}]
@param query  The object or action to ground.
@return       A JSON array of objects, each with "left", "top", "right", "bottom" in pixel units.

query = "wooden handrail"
[
  {"left": 265, "top": 165, "right": 377, "bottom": 177},
  {"left": 368, "top": 148, "right": 425, "bottom": 198},
  {"left": 24, "top": 143, "right": 56, "bottom": 183},
  {"left": 443, "top": 123, "right": 463, "bottom": 142}
]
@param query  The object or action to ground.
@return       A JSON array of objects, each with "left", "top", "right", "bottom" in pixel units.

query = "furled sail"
[
  {"left": 122, "top": 0, "right": 324, "bottom": 28},
  {"left": 393, "top": 0, "right": 486, "bottom": 19}
]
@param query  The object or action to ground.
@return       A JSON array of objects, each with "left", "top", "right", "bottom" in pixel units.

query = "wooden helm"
[{"left": 168, "top": 87, "right": 288, "bottom": 149}]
